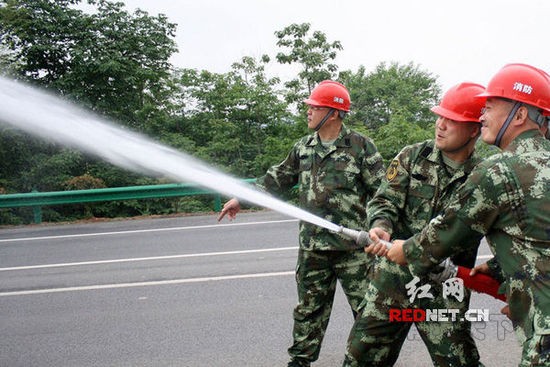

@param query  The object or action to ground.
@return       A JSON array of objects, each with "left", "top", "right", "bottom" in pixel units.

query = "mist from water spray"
[{"left": 0, "top": 76, "right": 340, "bottom": 232}]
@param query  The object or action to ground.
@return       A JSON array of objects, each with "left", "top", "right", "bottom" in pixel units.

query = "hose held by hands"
[{"left": 337, "top": 226, "right": 393, "bottom": 249}]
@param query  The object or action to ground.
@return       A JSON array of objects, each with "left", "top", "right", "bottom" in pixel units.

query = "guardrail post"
[
  {"left": 213, "top": 194, "right": 221, "bottom": 212},
  {"left": 31, "top": 189, "right": 42, "bottom": 224},
  {"left": 33, "top": 206, "right": 42, "bottom": 224}
]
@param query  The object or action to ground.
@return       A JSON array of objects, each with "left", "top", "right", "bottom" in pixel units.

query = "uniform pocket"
[
  {"left": 404, "top": 183, "right": 435, "bottom": 222},
  {"left": 323, "top": 157, "right": 360, "bottom": 190},
  {"left": 408, "top": 183, "right": 435, "bottom": 200}
]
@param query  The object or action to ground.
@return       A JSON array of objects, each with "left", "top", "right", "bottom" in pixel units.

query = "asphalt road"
[{"left": 0, "top": 210, "right": 520, "bottom": 366}]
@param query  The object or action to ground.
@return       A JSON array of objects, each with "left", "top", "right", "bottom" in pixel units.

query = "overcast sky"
[{"left": 117, "top": 0, "right": 549, "bottom": 93}]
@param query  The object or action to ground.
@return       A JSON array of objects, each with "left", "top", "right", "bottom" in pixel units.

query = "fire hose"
[{"left": 336, "top": 226, "right": 393, "bottom": 249}]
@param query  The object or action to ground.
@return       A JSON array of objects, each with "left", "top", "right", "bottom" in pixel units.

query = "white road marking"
[
  {"left": 0, "top": 252, "right": 496, "bottom": 297},
  {"left": 0, "top": 219, "right": 299, "bottom": 243},
  {"left": 0, "top": 271, "right": 295, "bottom": 297},
  {"left": 1, "top": 249, "right": 493, "bottom": 272},
  {"left": 0, "top": 246, "right": 298, "bottom": 272}
]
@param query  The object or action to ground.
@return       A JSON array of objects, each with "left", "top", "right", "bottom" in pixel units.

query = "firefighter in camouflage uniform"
[
  {"left": 218, "top": 80, "right": 385, "bottom": 367},
  {"left": 387, "top": 63, "right": 550, "bottom": 366},
  {"left": 343, "top": 82, "right": 487, "bottom": 366}
]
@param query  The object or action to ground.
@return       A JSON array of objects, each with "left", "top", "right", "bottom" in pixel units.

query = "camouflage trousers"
[
  {"left": 518, "top": 330, "right": 550, "bottom": 366},
  {"left": 288, "top": 248, "right": 372, "bottom": 365},
  {"left": 343, "top": 257, "right": 481, "bottom": 367}
]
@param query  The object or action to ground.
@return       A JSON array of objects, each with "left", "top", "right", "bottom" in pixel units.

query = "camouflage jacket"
[
  {"left": 368, "top": 139, "right": 481, "bottom": 267},
  {"left": 257, "top": 124, "right": 385, "bottom": 251},
  {"left": 403, "top": 129, "right": 550, "bottom": 340}
]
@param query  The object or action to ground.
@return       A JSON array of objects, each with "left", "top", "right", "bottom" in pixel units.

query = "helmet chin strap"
[
  {"left": 494, "top": 102, "right": 521, "bottom": 148},
  {"left": 314, "top": 108, "right": 335, "bottom": 131}
]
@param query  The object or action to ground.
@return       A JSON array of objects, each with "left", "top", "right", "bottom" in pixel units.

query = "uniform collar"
[
  {"left": 421, "top": 140, "right": 480, "bottom": 174},
  {"left": 308, "top": 124, "right": 352, "bottom": 147},
  {"left": 506, "top": 129, "right": 545, "bottom": 154}
]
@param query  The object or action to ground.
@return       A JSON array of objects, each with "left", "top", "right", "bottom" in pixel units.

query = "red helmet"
[
  {"left": 476, "top": 63, "right": 550, "bottom": 113},
  {"left": 431, "top": 82, "right": 485, "bottom": 123},
  {"left": 304, "top": 80, "right": 351, "bottom": 112}
]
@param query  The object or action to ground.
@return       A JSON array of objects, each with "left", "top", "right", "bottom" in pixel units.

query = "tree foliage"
[
  {"left": 339, "top": 62, "right": 440, "bottom": 161},
  {"left": 175, "top": 56, "right": 296, "bottom": 177},
  {"left": 341, "top": 62, "right": 441, "bottom": 130},
  {"left": 275, "top": 23, "right": 343, "bottom": 108},
  {"left": 0, "top": 0, "right": 177, "bottom": 127}
]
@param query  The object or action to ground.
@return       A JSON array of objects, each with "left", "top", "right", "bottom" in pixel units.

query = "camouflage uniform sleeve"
[
  {"left": 367, "top": 146, "right": 413, "bottom": 235},
  {"left": 486, "top": 256, "right": 506, "bottom": 283},
  {"left": 403, "top": 162, "right": 496, "bottom": 276},
  {"left": 360, "top": 136, "right": 386, "bottom": 197},
  {"left": 255, "top": 140, "right": 301, "bottom": 198}
]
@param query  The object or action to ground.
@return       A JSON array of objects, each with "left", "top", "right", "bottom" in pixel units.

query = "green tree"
[
  {"left": 339, "top": 62, "right": 441, "bottom": 162},
  {"left": 373, "top": 116, "right": 434, "bottom": 163},
  {"left": 19, "top": 149, "right": 85, "bottom": 192},
  {"left": 175, "top": 56, "right": 294, "bottom": 177},
  {"left": 341, "top": 62, "right": 441, "bottom": 130},
  {"left": 275, "top": 23, "right": 343, "bottom": 107},
  {"left": 0, "top": 0, "right": 177, "bottom": 128},
  {"left": 0, "top": 127, "right": 36, "bottom": 191}
]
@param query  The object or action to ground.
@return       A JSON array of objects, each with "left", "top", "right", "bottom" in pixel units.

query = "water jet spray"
[{"left": 0, "top": 76, "right": 351, "bottom": 236}]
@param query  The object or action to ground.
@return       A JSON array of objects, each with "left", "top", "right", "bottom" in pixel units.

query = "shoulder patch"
[{"left": 386, "top": 159, "right": 399, "bottom": 181}]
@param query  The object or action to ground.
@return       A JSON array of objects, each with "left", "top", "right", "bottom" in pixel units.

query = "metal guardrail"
[{"left": 0, "top": 179, "right": 257, "bottom": 224}]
